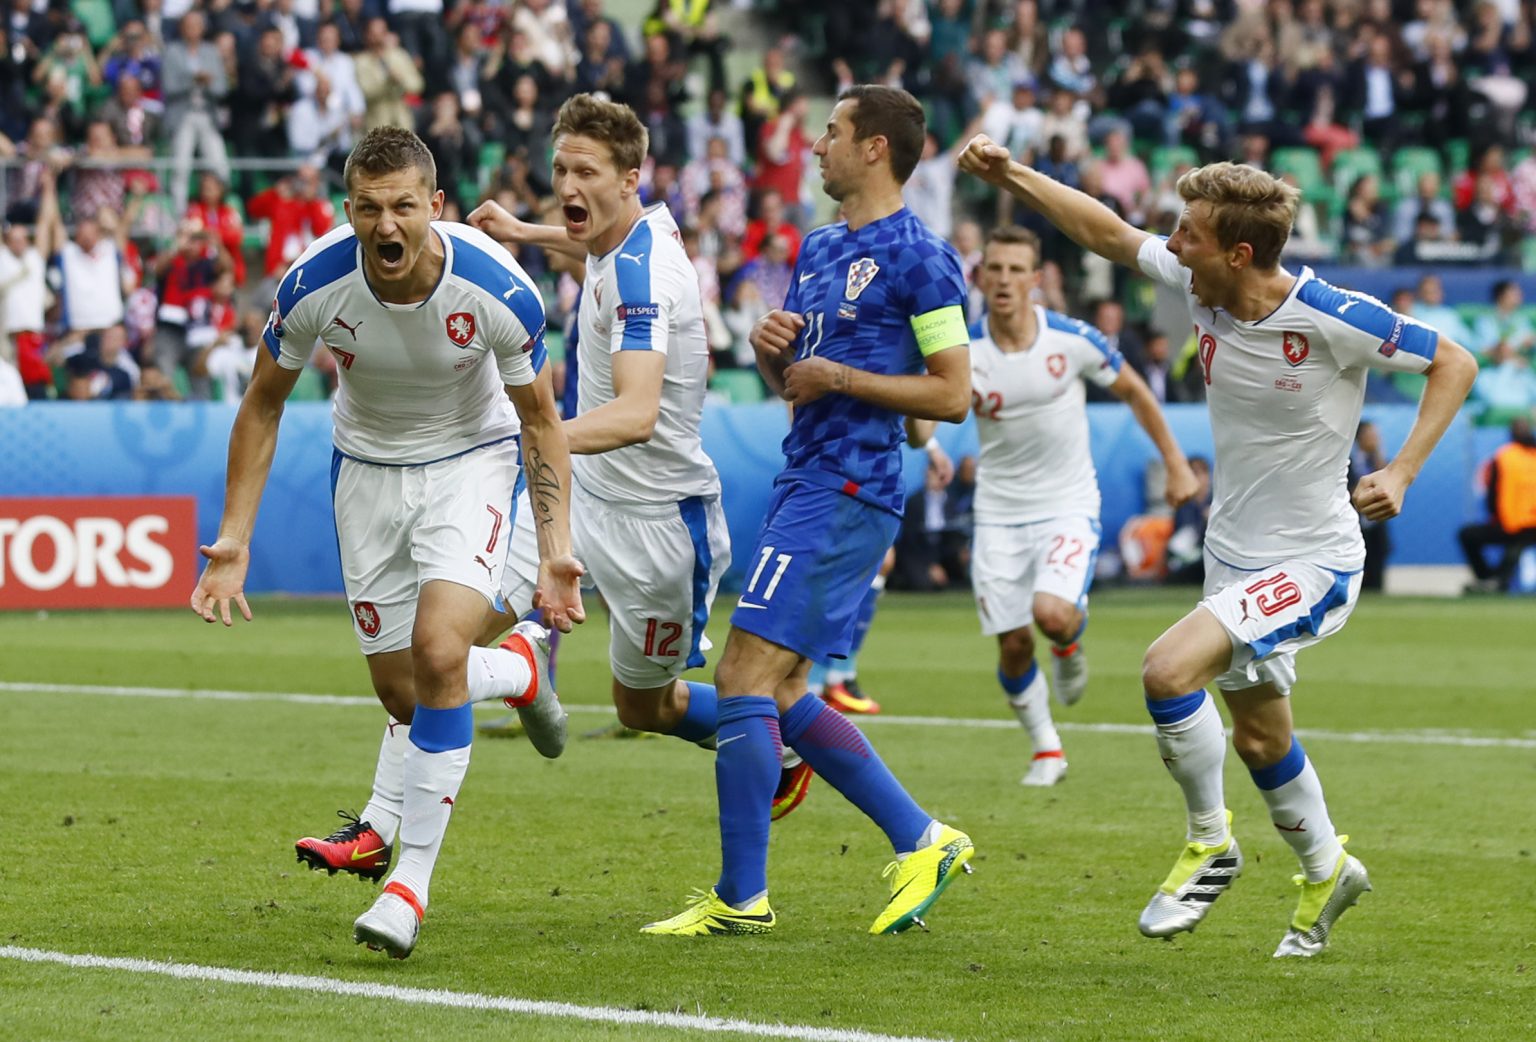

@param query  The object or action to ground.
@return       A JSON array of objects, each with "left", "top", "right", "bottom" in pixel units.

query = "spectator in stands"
[
  {"left": 65, "top": 323, "right": 139, "bottom": 401},
  {"left": 355, "top": 16, "right": 424, "bottom": 131},
  {"left": 1222, "top": 34, "right": 1285, "bottom": 138},
  {"left": 644, "top": 0, "right": 730, "bottom": 97},
  {"left": 639, "top": 78, "right": 689, "bottom": 169},
  {"left": 419, "top": 92, "right": 481, "bottom": 209},
  {"left": 234, "top": 26, "right": 299, "bottom": 161},
  {"left": 66, "top": 119, "right": 138, "bottom": 223},
  {"left": 1342, "top": 173, "right": 1394, "bottom": 267},
  {"left": 687, "top": 87, "right": 746, "bottom": 170},
  {"left": 288, "top": 70, "right": 355, "bottom": 176},
  {"left": 271, "top": 0, "right": 319, "bottom": 55},
  {"left": 893, "top": 452, "right": 974, "bottom": 591},
  {"left": 1047, "top": 25, "right": 1094, "bottom": 95},
  {"left": 162, "top": 9, "right": 230, "bottom": 210},
  {"left": 246, "top": 164, "right": 334, "bottom": 295},
  {"left": 1460, "top": 416, "right": 1536, "bottom": 592},
  {"left": 739, "top": 43, "right": 794, "bottom": 154},
  {"left": 331, "top": 0, "right": 374, "bottom": 54},
  {"left": 969, "top": 28, "right": 1027, "bottom": 112},
  {"left": 1348, "top": 421, "right": 1391, "bottom": 591},
  {"left": 1457, "top": 172, "right": 1516, "bottom": 260},
  {"left": 1299, "top": 83, "right": 1359, "bottom": 171},
  {"left": 1033, "top": 133, "right": 1079, "bottom": 192},
  {"left": 1345, "top": 32, "right": 1410, "bottom": 155},
  {"left": 513, "top": 0, "right": 575, "bottom": 81},
  {"left": 203, "top": 306, "right": 263, "bottom": 404},
  {"left": 99, "top": 71, "right": 162, "bottom": 153},
  {"left": 0, "top": 22, "right": 35, "bottom": 143},
  {"left": 304, "top": 21, "right": 365, "bottom": 128},
  {"left": 1097, "top": 128, "right": 1151, "bottom": 226},
  {"left": 150, "top": 217, "right": 228, "bottom": 400},
  {"left": 740, "top": 187, "right": 800, "bottom": 265},
  {"left": 1472, "top": 342, "right": 1536, "bottom": 413},
  {"left": 1106, "top": 47, "right": 1172, "bottom": 146},
  {"left": 1391, "top": 170, "right": 1456, "bottom": 243},
  {"left": 1411, "top": 273, "right": 1476, "bottom": 345},
  {"left": 569, "top": 0, "right": 632, "bottom": 65},
  {"left": 1038, "top": 87, "right": 1087, "bottom": 161},
  {"left": 680, "top": 135, "right": 745, "bottom": 232},
  {"left": 34, "top": 22, "right": 100, "bottom": 141},
  {"left": 499, "top": 74, "right": 555, "bottom": 183},
  {"left": 753, "top": 90, "right": 808, "bottom": 224},
  {"left": 99, "top": 20, "right": 162, "bottom": 96},
  {"left": 0, "top": 219, "right": 50, "bottom": 399},
  {"left": 1472, "top": 280, "right": 1535, "bottom": 359},
  {"left": 185, "top": 172, "right": 245, "bottom": 287},
  {"left": 1454, "top": 144, "right": 1515, "bottom": 213},
  {"left": 1165, "top": 455, "right": 1212, "bottom": 584},
  {"left": 981, "top": 78, "right": 1044, "bottom": 162},
  {"left": 388, "top": 0, "right": 449, "bottom": 89},
  {"left": 1164, "top": 63, "right": 1229, "bottom": 153},
  {"left": 573, "top": 17, "right": 626, "bottom": 97},
  {"left": 38, "top": 167, "right": 131, "bottom": 342},
  {"left": 0, "top": 351, "right": 23, "bottom": 405}
]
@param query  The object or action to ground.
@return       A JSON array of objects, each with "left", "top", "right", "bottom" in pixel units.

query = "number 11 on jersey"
[{"left": 746, "top": 545, "right": 793, "bottom": 601}]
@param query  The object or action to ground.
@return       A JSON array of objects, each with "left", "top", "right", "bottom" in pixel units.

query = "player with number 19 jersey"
[
  {"left": 1137, "top": 236, "right": 1436, "bottom": 688},
  {"left": 734, "top": 207, "right": 968, "bottom": 660}
]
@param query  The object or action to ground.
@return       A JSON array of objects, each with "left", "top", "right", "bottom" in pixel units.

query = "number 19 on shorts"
[{"left": 745, "top": 546, "right": 793, "bottom": 601}]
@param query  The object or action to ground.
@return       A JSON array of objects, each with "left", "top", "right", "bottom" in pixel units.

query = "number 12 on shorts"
[{"left": 745, "top": 546, "right": 793, "bottom": 601}]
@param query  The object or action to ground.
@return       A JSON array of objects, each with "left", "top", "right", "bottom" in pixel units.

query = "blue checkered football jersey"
[{"left": 778, "top": 207, "right": 967, "bottom": 514}]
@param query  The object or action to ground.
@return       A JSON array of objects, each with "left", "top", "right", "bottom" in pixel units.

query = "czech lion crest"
[{"left": 446, "top": 312, "right": 477, "bottom": 347}]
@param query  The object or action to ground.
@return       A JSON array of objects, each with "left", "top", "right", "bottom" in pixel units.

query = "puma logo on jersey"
[
  {"left": 1336, "top": 298, "right": 1360, "bottom": 315},
  {"left": 1238, "top": 597, "right": 1253, "bottom": 624},
  {"left": 291, "top": 267, "right": 306, "bottom": 293},
  {"left": 619, "top": 251, "right": 646, "bottom": 265},
  {"left": 503, "top": 281, "right": 524, "bottom": 299},
  {"left": 331, "top": 315, "right": 363, "bottom": 340}
]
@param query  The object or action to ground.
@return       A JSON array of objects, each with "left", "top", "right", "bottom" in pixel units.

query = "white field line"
[
  {"left": 2, "top": 680, "right": 1534, "bottom": 750},
  {"left": 0, "top": 945, "right": 950, "bottom": 1042}
]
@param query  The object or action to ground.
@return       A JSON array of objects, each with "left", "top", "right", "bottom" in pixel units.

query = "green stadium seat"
[
  {"left": 1150, "top": 145, "right": 1199, "bottom": 183},
  {"left": 1457, "top": 303, "right": 1495, "bottom": 329},
  {"left": 1270, "top": 147, "right": 1331, "bottom": 204},
  {"left": 1330, "top": 147, "right": 1382, "bottom": 197},
  {"left": 288, "top": 367, "right": 330, "bottom": 402},
  {"left": 1391, "top": 147, "right": 1443, "bottom": 198},
  {"left": 710, "top": 368, "right": 766, "bottom": 404},
  {"left": 1444, "top": 139, "right": 1470, "bottom": 180}
]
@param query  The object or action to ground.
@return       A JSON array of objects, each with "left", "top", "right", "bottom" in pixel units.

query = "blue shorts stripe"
[
  {"left": 1075, "top": 520, "right": 1102, "bottom": 608},
  {"left": 1247, "top": 570, "right": 1354, "bottom": 660},
  {"left": 679, "top": 496, "right": 712, "bottom": 670}
]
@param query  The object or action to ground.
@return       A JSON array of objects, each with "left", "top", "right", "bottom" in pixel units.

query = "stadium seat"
[
  {"left": 1444, "top": 139, "right": 1470, "bottom": 180},
  {"left": 1150, "top": 145, "right": 1199, "bottom": 183},
  {"left": 710, "top": 368, "right": 766, "bottom": 404},
  {"left": 1392, "top": 147, "right": 1443, "bottom": 198},
  {"left": 1330, "top": 147, "right": 1382, "bottom": 197},
  {"left": 288, "top": 368, "right": 330, "bottom": 402},
  {"left": 1270, "top": 147, "right": 1331, "bottom": 204}
]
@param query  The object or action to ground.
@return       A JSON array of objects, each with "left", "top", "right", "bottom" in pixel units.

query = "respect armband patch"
[{"left": 910, "top": 305, "right": 967, "bottom": 357}]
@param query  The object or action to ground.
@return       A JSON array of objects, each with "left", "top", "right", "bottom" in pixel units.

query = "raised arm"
[
  {"left": 1353, "top": 335, "right": 1478, "bottom": 522},
  {"left": 467, "top": 199, "right": 587, "bottom": 264},
  {"left": 190, "top": 347, "right": 301, "bottom": 625},
  {"left": 957, "top": 134, "right": 1150, "bottom": 269},
  {"left": 1107, "top": 365, "right": 1199, "bottom": 507}
]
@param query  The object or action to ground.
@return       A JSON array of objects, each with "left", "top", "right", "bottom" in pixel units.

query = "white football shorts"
[
  {"left": 971, "top": 516, "right": 1101, "bottom": 636},
  {"left": 1200, "top": 553, "right": 1362, "bottom": 695},
  {"left": 333, "top": 440, "right": 520, "bottom": 654},
  {"left": 573, "top": 481, "right": 730, "bottom": 689}
]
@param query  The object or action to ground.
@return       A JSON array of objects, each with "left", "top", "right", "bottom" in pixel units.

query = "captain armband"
[{"left": 910, "top": 305, "right": 967, "bottom": 357}]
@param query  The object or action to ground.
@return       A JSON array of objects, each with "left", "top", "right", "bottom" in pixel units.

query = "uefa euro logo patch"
[{"left": 845, "top": 258, "right": 880, "bottom": 301}]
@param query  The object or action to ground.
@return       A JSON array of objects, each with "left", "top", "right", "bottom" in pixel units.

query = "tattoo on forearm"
[
  {"left": 832, "top": 364, "right": 851, "bottom": 392},
  {"left": 525, "top": 446, "right": 562, "bottom": 532}
]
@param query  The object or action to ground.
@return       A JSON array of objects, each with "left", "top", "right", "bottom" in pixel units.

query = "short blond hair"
[
  {"left": 1175, "top": 162, "right": 1300, "bottom": 270},
  {"left": 552, "top": 93, "right": 649, "bottom": 174}
]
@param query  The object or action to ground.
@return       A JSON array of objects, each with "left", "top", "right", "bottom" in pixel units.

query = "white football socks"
[
  {"left": 1150, "top": 691, "right": 1228, "bottom": 845},
  {"left": 386, "top": 741, "right": 471, "bottom": 909},
  {"left": 1256, "top": 755, "right": 1344, "bottom": 882},
  {"left": 1007, "top": 667, "right": 1061, "bottom": 755},
  {"left": 360, "top": 720, "right": 409, "bottom": 846},
  {"left": 465, "top": 645, "right": 533, "bottom": 705}
]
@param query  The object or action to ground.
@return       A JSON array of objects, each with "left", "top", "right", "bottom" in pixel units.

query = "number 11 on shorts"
[{"left": 746, "top": 546, "right": 793, "bottom": 601}]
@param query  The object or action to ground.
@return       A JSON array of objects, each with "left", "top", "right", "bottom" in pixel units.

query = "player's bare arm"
[
  {"left": 1353, "top": 336, "right": 1478, "bottom": 522},
  {"left": 957, "top": 134, "right": 1149, "bottom": 269},
  {"left": 563, "top": 347, "right": 666, "bottom": 453},
  {"left": 190, "top": 348, "right": 301, "bottom": 625},
  {"left": 749, "top": 308, "right": 805, "bottom": 397},
  {"left": 467, "top": 199, "right": 587, "bottom": 265},
  {"left": 1108, "top": 366, "right": 1199, "bottom": 508},
  {"left": 507, "top": 369, "right": 586, "bottom": 632},
  {"left": 903, "top": 416, "right": 954, "bottom": 483},
  {"left": 784, "top": 344, "right": 971, "bottom": 423}
]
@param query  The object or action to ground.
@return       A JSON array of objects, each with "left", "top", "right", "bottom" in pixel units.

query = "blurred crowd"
[{"left": 3, "top": 0, "right": 1536, "bottom": 419}]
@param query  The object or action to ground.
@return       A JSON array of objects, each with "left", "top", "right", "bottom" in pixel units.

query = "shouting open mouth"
[
  {"left": 563, "top": 204, "right": 590, "bottom": 235},
  {"left": 375, "top": 241, "right": 406, "bottom": 270}
]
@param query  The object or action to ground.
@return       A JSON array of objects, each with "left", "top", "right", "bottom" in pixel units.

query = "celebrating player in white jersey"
[
  {"left": 469, "top": 94, "right": 742, "bottom": 765},
  {"left": 913, "top": 225, "right": 1196, "bottom": 787},
  {"left": 190, "top": 127, "right": 584, "bottom": 960},
  {"left": 959, "top": 140, "right": 1476, "bottom": 957}
]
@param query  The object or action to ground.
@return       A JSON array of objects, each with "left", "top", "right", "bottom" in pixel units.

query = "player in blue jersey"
[
  {"left": 644, "top": 85, "right": 976, "bottom": 937},
  {"left": 191, "top": 128, "right": 585, "bottom": 959}
]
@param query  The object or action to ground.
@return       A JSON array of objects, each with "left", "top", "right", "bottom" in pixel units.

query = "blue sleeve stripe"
[
  {"left": 529, "top": 335, "right": 547, "bottom": 375},
  {"left": 262, "top": 325, "right": 281, "bottom": 360},
  {"left": 615, "top": 221, "right": 655, "bottom": 352},
  {"left": 1295, "top": 279, "right": 1438, "bottom": 361},
  {"left": 449, "top": 233, "right": 548, "bottom": 344},
  {"left": 275, "top": 235, "right": 357, "bottom": 315},
  {"left": 1044, "top": 309, "right": 1121, "bottom": 367}
]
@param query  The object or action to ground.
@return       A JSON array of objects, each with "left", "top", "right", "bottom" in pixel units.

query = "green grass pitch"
[{"left": 1, "top": 589, "right": 1532, "bottom": 1041}]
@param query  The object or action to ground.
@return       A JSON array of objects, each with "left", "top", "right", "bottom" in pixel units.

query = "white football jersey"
[
  {"left": 1137, "top": 237, "right": 1437, "bottom": 571},
  {"left": 971, "top": 306, "right": 1123, "bottom": 524},
  {"left": 574, "top": 203, "right": 720, "bottom": 504},
  {"left": 263, "top": 222, "right": 547, "bottom": 466}
]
